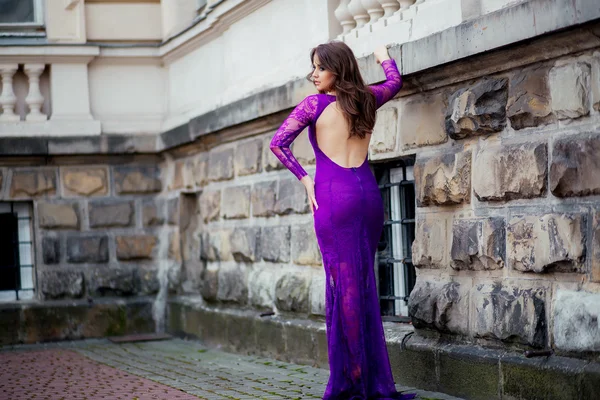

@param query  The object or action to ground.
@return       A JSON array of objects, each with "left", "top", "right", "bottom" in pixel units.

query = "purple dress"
[{"left": 270, "top": 59, "right": 414, "bottom": 400}]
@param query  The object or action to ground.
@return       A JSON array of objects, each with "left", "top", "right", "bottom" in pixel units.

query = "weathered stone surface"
[
  {"left": 88, "top": 266, "right": 136, "bottom": 296},
  {"left": 275, "top": 178, "right": 309, "bottom": 215},
  {"left": 260, "top": 226, "right": 291, "bottom": 263},
  {"left": 89, "top": 200, "right": 134, "bottom": 228},
  {"left": 291, "top": 223, "right": 322, "bottom": 266},
  {"left": 235, "top": 138, "right": 262, "bottom": 176},
  {"left": 549, "top": 62, "right": 590, "bottom": 119},
  {"left": 169, "top": 231, "right": 182, "bottom": 263},
  {"left": 167, "top": 197, "right": 179, "bottom": 225},
  {"left": 137, "top": 267, "right": 160, "bottom": 294},
  {"left": 0, "top": 170, "right": 3, "bottom": 193},
  {"left": 370, "top": 107, "right": 398, "bottom": 154},
  {"left": 62, "top": 167, "right": 108, "bottom": 197},
  {"left": 414, "top": 151, "right": 471, "bottom": 206},
  {"left": 10, "top": 169, "right": 56, "bottom": 198},
  {"left": 142, "top": 199, "right": 164, "bottom": 227},
  {"left": 412, "top": 217, "right": 448, "bottom": 269},
  {"left": 264, "top": 133, "right": 286, "bottom": 172},
  {"left": 217, "top": 264, "right": 248, "bottom": 303},
  {"left": 204, "top": 230, "right": 233, "bottom": 262},
  {"left": 507, "top": 214, "right": 585, "bottom": 273},
  {"left": 42, "top": 237, "right": 60, "bottom": 265},
  {"left": 252, "top": 180, "right": 277, "bottom": 217},
  {"left": 208, "top": 147, "right": 234, "bottom": 181},
  {"left": 248, "top": 266, "right": 278, "bottom": 309},
  {"left": 67, "top": 235, "right": 109, "bottom": 263},
  {"left": 39, "top": 269, "right": 83, "bottom": 299},
  {"left": 171, "top": 159, "right": 194, "bottom": 190},
  {"left": 194, "top": 153, "right": 209, "bottom": 186},
  {"left": 471, "top": 283, "right": 547, "bottom": 348},
  {"left": 553, "top": 289, "right": 600, "bottom": 352},
  {"left": 473, "top": 142, "right": 547, "bottom": 201},
  {"left": 445, "top": 78, "right": 508, "bottom": 139},
  {"left": 593, "top": 56, "right": 600, "bottom": 112},
  {"left": 507, "top": 66, "right": 553, "bottom": 129},
  {"left": 399, "top": 94, "right": 447, "bottom": 150},
  {"left": 292, "top": 130, "right": 315, "bottom": 165},
  {"left": 550, "top": 134, "right": 600, "bottom": 197},
  {"left": 199, "top": 190, "right": 220, "bottom": 223},
  {"left": 222, "top": 185, "right": 250, "bottom": 219},
  {"left": 593, "top": 212, "right": 600, "bottom": 283},
  {"left": 116, "top": 235, "right": 157, "bottom": 260},
  {"left": 38, "top": 202, "right": 79, "bottom": 229},
  {"left": 408, "top": 279, "right": 469, "bottom": 334},
  {"left": 114, "top": 165, "right": 161, "bottom": 194},
  {"left": 275, "top": 270, "right": 311, "bottom": 313},
  {"left": 230, "top": 227, "right": 260, "bottom": 262},
  {"left": 201, "top": 268, "right": 219, "bottom": 302},
  {"left": 309, "top": 270, "right": 326, "bottom": 316},
  {"left": 451, "top": 218, "right": 505, "bottom": 270}
]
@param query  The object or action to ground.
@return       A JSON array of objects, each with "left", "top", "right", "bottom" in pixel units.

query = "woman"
[{"left": 270, "top": 41, "right": 414, "bottom": 400}]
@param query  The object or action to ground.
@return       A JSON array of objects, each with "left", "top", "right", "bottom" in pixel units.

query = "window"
[
  {"left": 375, "top": 159, "right": 416, "bottom": 322},
  {"left": 0, "top": 0, "right": 44, "bottom": 32},
  {"left": 0, "top": 202, "right": 35, "bottom": 301}
]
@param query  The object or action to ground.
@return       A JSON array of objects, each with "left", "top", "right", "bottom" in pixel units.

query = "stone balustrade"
[
  {"left": 334, "top": 0, "right": 520, "bottom": 56},
  {"left": 0, "top": 47, "right": 101, "bottom": 136}
]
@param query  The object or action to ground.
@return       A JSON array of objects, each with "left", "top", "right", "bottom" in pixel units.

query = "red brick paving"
[{"left": 0, "top": 349, "right": 200, "bottom": 400}]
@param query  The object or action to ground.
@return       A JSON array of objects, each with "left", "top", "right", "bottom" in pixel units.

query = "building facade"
[{"left": 1, "top": 0, "right": 599, "bottom": 398}]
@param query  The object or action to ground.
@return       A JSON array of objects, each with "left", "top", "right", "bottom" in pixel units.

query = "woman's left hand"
[{"left": 301, "top": 175, "right": 319, "bottom": 215}]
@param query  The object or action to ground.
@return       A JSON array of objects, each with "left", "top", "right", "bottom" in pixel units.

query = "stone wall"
[
  {"left": 0, "top": 158, "right": 181, "bottom": 304},
  {"left": 165, "top": 128, "right": 326, "bottom": 317},
  {"left": 387, "top": 50, "right": 600, "bottom": 355}
]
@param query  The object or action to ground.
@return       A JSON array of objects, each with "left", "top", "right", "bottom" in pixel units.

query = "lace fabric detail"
[
  {"left": 269, "top": 94, "right": 319, "bottom": 180},
  {"left": 369, "top": 59, "right": 403, "bottom": 109}
]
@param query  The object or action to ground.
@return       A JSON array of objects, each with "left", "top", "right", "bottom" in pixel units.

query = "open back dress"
[{"left": 270, "top": 59, "right": 414, "bottom": 400}]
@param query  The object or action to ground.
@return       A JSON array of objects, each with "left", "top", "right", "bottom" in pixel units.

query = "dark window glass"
[{"left": 0, "top": 0, "right": 35, "bottom": 24}]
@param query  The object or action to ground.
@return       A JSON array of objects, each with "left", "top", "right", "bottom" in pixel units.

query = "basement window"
[
  {"left": 0, "top": 202, "right": 35, "bottom": 301},
  {"left": 374, "top": 159, "right": 416, "bottom": 322}
]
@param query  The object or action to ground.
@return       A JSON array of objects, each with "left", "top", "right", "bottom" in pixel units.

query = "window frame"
[
  {"left": 0, "top": 0, "right": 45, "bottom": 31},
  {"left": 0, "top": 202, "right": 36, "bottom": 302},
  {"left": 374, "top": 158, "right": 416, "bottom": 323}
]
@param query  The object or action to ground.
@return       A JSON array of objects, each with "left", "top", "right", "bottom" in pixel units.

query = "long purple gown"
[{"left": 270, "top": 59, "right": 414, "bottom": 400}]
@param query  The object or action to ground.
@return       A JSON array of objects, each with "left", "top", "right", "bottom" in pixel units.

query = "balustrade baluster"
[
  {"left": 335, "top": 0, "right": 356, "bottom": 35},
  {"left": 348, "top": 0, "right": 370, "bottom": 30},
  {"left": 361, "top": 0, "right": 384, "bottom": 25},
  {"left": 0, "top": 64, "right": 19, "bottom": 122},
  {"left": 24, "top": 64, "right": 47, "bottom": 122}
]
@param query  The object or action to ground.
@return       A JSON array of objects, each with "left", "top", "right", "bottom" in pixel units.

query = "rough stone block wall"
[
  {"left": 382, "top": 49, "right": 600, "bottom": 355},
  {"left": 165, "top": 129, "right": 326, "bottom": 316},
  {"left": 0, "top": 159, "right": 181, "bottom": 303}
]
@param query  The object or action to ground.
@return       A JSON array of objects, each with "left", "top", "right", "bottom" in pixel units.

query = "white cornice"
[{"left": 0, "top": 45, "right": 99, "bottom": 64}]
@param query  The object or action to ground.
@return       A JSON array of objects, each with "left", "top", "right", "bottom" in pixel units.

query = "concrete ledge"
[
  {"left": 0, "top": 135, "right": 158, "bottom": 157},
  {"left": 0, "top": 296, "right": 155, "bottom": 346},
  {"left": 169, "top": 296, "right": 600, "bottom": 400}
]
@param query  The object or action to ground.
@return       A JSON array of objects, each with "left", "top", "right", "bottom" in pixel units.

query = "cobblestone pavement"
[{"left": 0, "top": 338, "right": 463, "bottom": 400}]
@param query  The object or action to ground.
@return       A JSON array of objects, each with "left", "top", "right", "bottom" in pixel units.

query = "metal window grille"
[
  {"left": 374, "top": 160, "right": 416, "bottom": 322},
  {"left": 0, "top": 202, "right": 35, "bottom": 301}
]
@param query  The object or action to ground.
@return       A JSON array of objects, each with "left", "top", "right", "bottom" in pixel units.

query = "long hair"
[{"left": 306, "top": 41, "right": 376, "bottom": 139}]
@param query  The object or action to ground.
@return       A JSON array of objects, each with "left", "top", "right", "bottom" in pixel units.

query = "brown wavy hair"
[{"left": 306, "top": 41, "right": 376, "bottom": 139}]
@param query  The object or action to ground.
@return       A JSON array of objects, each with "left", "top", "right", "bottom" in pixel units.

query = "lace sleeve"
[
  {"left": 369, "top": 59, "right": 402, "bottom": 109},
  {"left": 269, "top": 95, "right": 318, "bottom": 180}
]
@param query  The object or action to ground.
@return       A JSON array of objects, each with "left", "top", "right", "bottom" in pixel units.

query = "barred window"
[
  {"left": 374, "top": 160, "right": 416, "bottom": 322},
  {"left": 0, "top": 202, "right": 35, "bottom": 301}
]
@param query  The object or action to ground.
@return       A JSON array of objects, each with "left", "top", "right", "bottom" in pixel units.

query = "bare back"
[{"left": 315, "top": 102, "right": 371, "bottom": 169}]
